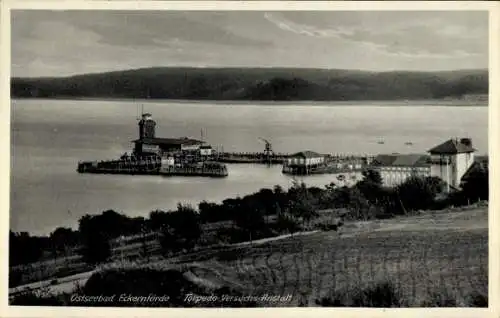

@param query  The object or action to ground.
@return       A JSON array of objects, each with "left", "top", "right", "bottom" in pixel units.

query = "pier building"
[
  {"left": 132, "top": 113, "right": 204, "bottom": 157},
  {"left": 132, "top": 137, "right": 205, "bottom": 156},
  {"left": 200, "top": 145, "right": 213, "bottom": 156},
  {"left": 282, "top": 151, "right": 326, "bottom": 174},
  {"left": 77, "top": 112, "right": 228, "bottom": 177}
]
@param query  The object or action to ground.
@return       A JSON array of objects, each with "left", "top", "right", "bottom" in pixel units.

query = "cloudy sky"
[{"left": 11, "top": 10, "right": 488, "bottom": 77}]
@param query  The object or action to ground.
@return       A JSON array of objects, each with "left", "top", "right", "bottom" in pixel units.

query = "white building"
[
  {"left": 428, "top": 138, "right": 475, "bottom": 191},
  {"left": 369, "top": 138, "right": 477, "bottom": 192},
  {"left": 370, "top": 154, "right": 431, "bottom": 187},
  {"left": 199, "top": 145, "right": 213, "bottom": 156},
  {"left": 283, "top": 151, "right": 326, "bottom": 175}
]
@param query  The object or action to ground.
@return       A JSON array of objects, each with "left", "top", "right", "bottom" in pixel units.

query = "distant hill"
[{"left": 10, "top": 67, "right": 488, "bottom": 101}]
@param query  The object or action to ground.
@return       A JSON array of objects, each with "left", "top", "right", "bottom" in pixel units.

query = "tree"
[
  {"left": 233, "top": 200, "right": 267, "bottom": 242},
  {"left": 273, "top": 184, "right": 290, "bottom": 212},
  {"left": 356, "top": 169, "right": 384, "bottom": 205},
  {"left": 78, "top": 214, "right": 111, "bottom": 264},
  {"left": 254, "top": 188, "right": 278, "bottom": 215},
  {"left": 361, "top": 169, "right": 383, "bottom": 186},
  {"left": 80, "top": 231, "right": 111, "bottom": 264},
  {"left": 9, "top": 231, "right": 48, "bottom": 266},
  {"left": 461, "top": 167, "right": 488, "bottom": 202},
  {"left": 395, "top": 176, "right": 441, "bottom": 213},
  {"left": 275, "top": 208, "right": 301, "bottom": 235},
  {"left": 198, "top": 201, "right": 220, "bottom": 223},
  {"left": 288, "top": 180, "right": 318, "bottom": 224},
  {"left": 173, "top": 204, "right": 202, "bottom": 247},
  {"left": 345, "top": 187, "right": 372, "bottom": 221},
  {"left": 49, "top": 227, "right": 78, "bottom": 254},
  {"left": 49, "top": 227, "right": 79, "bottom": 266},
  {"left": 157, "top": 204, "right": 202, "bottom": 254}
]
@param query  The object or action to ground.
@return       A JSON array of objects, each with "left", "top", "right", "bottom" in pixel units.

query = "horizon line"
[{"left": 11, "top": 66, "right": 489, "bottom": 80}]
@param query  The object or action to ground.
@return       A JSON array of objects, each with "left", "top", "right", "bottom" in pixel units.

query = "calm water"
[{"left": 10, "top": 99, "right": 488, "bottom": 235}]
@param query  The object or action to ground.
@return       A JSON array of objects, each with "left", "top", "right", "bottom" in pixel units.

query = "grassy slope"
[
  {"left": 101, "top": 207, "right": 488, "bottom": 307},
  {"left": 11, "top": 207, "right": 488, "bottom": 307}
]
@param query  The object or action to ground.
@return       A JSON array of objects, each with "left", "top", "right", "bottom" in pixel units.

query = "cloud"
[
  {"left": 11, "top": 11, "right": 488, "bottom": 76},
  {"left": 263, "top": 12, "right": 485, "bottom": 60},
  {"left": 63, "top": 11, "right": 272, "bottom": 49},
  {"left": 263, "top": 12, "right": 354, "bottom": 38}
]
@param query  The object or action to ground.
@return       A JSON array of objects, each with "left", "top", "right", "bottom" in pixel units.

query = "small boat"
[
  {"left": 377, "top": 140, "right": 385, "bottom": 145},
  {"left": 405, "top": 141, "right": 414, "bottom": 146}
]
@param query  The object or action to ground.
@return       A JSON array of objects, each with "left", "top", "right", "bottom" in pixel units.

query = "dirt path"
[{"left": 9, "top": 230, "right": 321, "bottom": 298}]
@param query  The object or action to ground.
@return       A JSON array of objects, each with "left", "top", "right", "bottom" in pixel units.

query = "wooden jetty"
[
  {"left": 282, "top": 162, "right": 364, "bottom": 175},
  {"left": 215, "top": 152, "right": 288, "bottom": 164},
  {"left": 281, "top": 151, "right": 368, "bottom": 176}
]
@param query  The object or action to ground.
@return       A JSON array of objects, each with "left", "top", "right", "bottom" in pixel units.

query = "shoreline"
[{"left": 10, "top": 96, "right": 488, "bottom": 107}]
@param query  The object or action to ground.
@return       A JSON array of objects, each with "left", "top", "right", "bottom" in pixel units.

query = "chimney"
[{"left": 460, "top": 138, "right": 472, "bottom": 147}]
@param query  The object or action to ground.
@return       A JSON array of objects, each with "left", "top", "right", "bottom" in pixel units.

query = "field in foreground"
[
  {"left": 15, "top": 207, "right": 487, "bottom": 307},
  {"left": 166, "top": 208, "right": 488, "bottom": 306}
]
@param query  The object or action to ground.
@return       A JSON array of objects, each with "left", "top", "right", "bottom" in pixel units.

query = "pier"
[
  {"left": 77, "top": 112, "right": 229, "bottom": 178},
  {"left": 76, "top": 111, "right": 374, "bottom": 178},
  {"left": 215, "top": 152, "right": 289, "bottom": 164},
  {"left": 213, "top": 152, "right": 371, "bottom": 165},
  {"left": 77, "top": 156, "right": 228, "bottom": 178}
]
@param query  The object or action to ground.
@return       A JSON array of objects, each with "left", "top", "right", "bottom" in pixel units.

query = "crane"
[
  {"left": 258, "top": 137, "right": 273, "bottom": 156},
  {"left": 258, "top": 137, "right": 274, "bottom": 165}
]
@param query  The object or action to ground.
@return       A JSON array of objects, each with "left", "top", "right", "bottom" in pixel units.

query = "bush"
[
  {"left": 155, "top": 205, "right": 202, "bottom": 255},
  {"left": 395, "top": 176, "right": 443, "bottom": 213},
  {"left": 79, "top": 230, "right": 111, "bottom": 264},
  {"left": 315, "top": 223, "right": 339, "bottom": 232},
  {"left": 467, "top": 291, "right": 488, "bottom": 307},
  {"left": 10, "top": 291, "right": 64, "bottom": 306},
  {"left": 421, "top": 289, "right": 458, "bottom": 307},
  {"left": 79, "top": 266, "right": 255, "bottom": 307},
  {"left": 316, "top": 280, "right": 405, "bottom": 307},
  {"left": 275, "top": 211, "right": 302, "bottom": 235},
  {"left": 81, "top": 268, "right": 200, "bottom": 306},
  {"left": 9, "top": 231, "right": 49, "bottom": 266}
]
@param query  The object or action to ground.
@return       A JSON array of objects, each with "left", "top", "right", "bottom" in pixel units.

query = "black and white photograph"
[{"left": 5, "top": 1, "right": 495, "bottom": 311}]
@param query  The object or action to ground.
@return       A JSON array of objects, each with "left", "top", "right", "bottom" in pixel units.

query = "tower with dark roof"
[
  {"left": 138, "top": 113, "right": 156, "bottom": 139},
  {"left": 428, "top": 138, "right": 475, "bottom": 191}
]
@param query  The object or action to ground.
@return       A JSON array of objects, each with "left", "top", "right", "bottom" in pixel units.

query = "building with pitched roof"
[
  {"left": 428, "top": 138, "right": 475, "bottom": 191},
  {"left": 369, "top": 137, "right": 478, "bottom": 191},
  {"left": 283, "top": 151, "right": 326, "bottom": 174},
  {"left": 369, "top": 153, "right": 431, "bottom": 187},
  {"left": 132, "top": 113, "right": 205, "bottom": 156}
]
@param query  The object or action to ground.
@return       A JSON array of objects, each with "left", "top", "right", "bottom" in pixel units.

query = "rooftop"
[
  {"left": 290, "top": 151, "right": 324, "bottom": 158},
  {"left": 428, "top": 138, "right": 475, "bottom": 154},
  {"left": 370, "top": 154, "right": 430, "bottom": 167}
]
